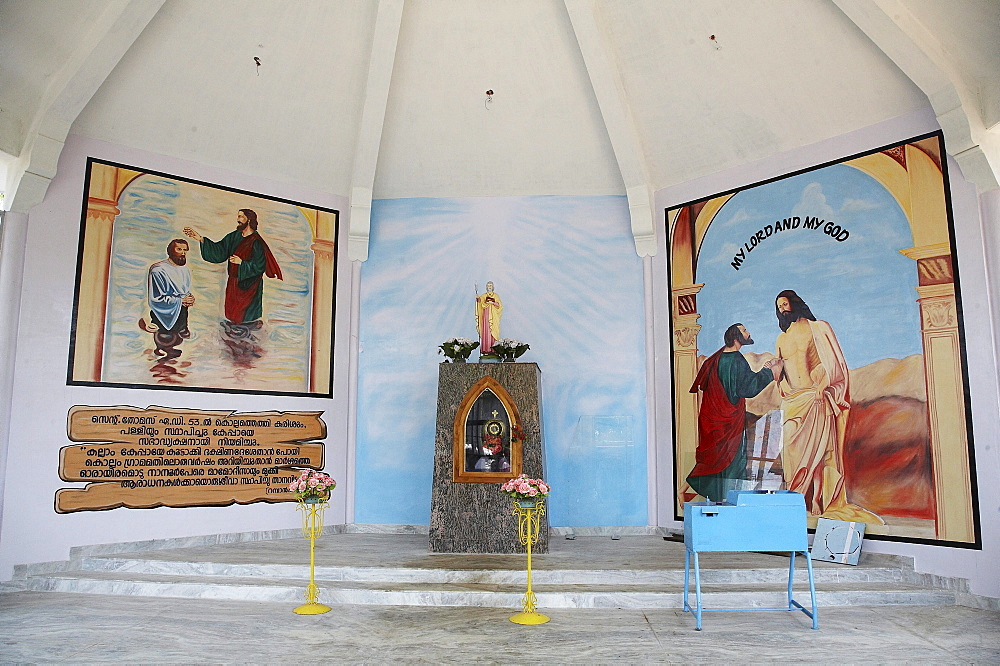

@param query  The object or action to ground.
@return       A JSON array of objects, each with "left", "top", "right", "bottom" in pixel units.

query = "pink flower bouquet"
[
  {"left": 500, "top": 474, "right": 551, "bottom": 502},
  {"left": 289, "top": 470, "right": 336, "bottom": 502}
]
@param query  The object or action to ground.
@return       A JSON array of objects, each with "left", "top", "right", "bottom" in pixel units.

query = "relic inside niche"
[{"left": 465, "top": 390, "right": 511, "bottom": 473}]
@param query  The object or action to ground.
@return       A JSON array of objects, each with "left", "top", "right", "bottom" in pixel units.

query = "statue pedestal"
[{"left": 429, "top": 362, "right": 548, "bottom": 554}]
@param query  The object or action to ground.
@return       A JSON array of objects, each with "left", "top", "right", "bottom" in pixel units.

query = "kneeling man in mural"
[{"left": 688, "top": 323, "right": 782, "bottom": 502}]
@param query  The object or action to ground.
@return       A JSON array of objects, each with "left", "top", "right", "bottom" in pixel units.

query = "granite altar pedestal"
[{"left": 429, "top": 362, "right": 548, "bottom": 553}]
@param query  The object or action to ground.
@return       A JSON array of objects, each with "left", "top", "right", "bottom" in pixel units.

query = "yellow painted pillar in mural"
[
  {"left": 850, "top": 141, "right": 974, "bottom": 542},
  {"left": 74, "top": 163, "right": 122, "bottom": 382},
  {"left": 305, "top": 210, "right": 337, "bottom": 394},
  {"left": 672, "top": 283, "right": 704, "bottom": 503},
  {"left": 897, "top": 143, "right": 973, "bottom": 543},
  {"left": 900, "top": 244, "right": 973, "bottom": 542}
]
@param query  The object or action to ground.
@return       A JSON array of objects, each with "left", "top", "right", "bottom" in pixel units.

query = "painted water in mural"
[
  {"left": 68, "top": 159, "right": 337, "bottom": 396},
  {"left": 667, "top": 133, "right": 979, "bottom": 546}
]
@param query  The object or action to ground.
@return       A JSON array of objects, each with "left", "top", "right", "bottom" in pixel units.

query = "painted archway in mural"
[{"left": 666, "top": 132, "right": 978, "bottom": 547}]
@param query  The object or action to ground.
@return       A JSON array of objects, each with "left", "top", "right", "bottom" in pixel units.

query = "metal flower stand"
[
  {"left": 509, "top": 498, "right": 549, "bottom": 625},
  {"left": 293, "top": 497, "right": 331, "bottom": 615}
]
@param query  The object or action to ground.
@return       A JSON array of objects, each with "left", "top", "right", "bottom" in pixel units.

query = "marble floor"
[
  {"left": 1, "top": 591, "right": 998, "bottom": 663},
  {"left": 9, "top": 533, "right": 962, "bottom": 610},
  {"left": 3, "top": 533, "right": 999, "bottom": 662},
  {"left": 51, "top": 530, "right": 919, "bottom": 571}
]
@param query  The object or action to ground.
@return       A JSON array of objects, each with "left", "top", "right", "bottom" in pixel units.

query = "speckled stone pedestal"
[{"left": 429, "top": 362, "right": 548, "bottom": 554}]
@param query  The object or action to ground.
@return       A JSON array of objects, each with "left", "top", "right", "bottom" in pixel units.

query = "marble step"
[
  {"left": 73, "top": 555, "right": 910, "bottom": 586},
  {"left": 21, "top": 569, "right": 956, "bottom": 609}
]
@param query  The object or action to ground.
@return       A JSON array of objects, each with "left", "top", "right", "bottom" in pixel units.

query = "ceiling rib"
[
  {"left": 6, "top": 0, "right": 165, "bottom": 213},
  {"left": 348, "top": 0, "right": 405, "bottom": 262},
  {"left": 833, "top": 0, "right": 999, "bottom": 192},
  {"left": 564, "top": 0, "right": 656, "bottom": 257}
]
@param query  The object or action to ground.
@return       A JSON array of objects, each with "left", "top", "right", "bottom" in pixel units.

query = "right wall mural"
[{"left": 667, "top": 131, "right": 980, "bottom": 547}]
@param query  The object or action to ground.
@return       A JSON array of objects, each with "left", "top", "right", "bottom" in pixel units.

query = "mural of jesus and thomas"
[
  {"left": 68, "top": 159, "right": 338, "bottom": 397},
  {"left": 669, "top": 133, "right": 979, "bottom": 546}
]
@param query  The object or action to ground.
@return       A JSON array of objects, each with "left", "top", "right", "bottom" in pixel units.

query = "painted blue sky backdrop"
[
  {"left": 356, "top": 196, "right": 647, "bottom": 527},
  {"left": 692, "top": 165, "right": 921, "bottom": 368}
]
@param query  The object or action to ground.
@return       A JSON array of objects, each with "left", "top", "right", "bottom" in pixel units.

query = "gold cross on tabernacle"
[{"left": 491, "top": 410, "right": 499, "bottom": 418}]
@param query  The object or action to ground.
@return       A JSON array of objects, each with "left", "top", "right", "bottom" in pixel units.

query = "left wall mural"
[
  {"left": 67, "top": 158, "right": 339, "bottom": 397},
  {"left": 1, "top": 137, "right": 346, "bottom": 581}
]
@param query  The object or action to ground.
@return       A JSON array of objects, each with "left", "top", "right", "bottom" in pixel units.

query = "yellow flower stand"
[
  {"left": 294, "top": 497, "right": 332, "bottom": 615},
  {"left": 509, "top": 498, "right": 549, "bottom": 625}
]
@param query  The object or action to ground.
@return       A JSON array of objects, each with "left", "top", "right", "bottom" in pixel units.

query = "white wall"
[
  {"left": 0, "top": 134, "right": 353, "bottom": 581},
  {"left": 651, "top": 108, "right": 1000, "bottom": 598}
]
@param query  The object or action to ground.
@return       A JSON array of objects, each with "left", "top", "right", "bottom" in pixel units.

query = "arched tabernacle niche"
[{"left": 453, "top": 376, "right": 523, "bottom": 483}]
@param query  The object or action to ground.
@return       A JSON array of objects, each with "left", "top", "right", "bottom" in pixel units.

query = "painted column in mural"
[
  {"left": 668, "top": 203, "right": 705, "bottom": 500},
  {"left": 903, "top": 247, "right": 970, "bottom": 541},
  {"left": 306, "top": 209, "right": 337, "bottom": 394},
  {"left": 845, "top": 143, "right": 973, "bottom": 541},
  {"left": 671, "top": 283, "right": 703, "bottom": 499},
  {"left": 74, "top": 163, "right": 141, "bottom": 381},
  {"left": 876, "top": 143, "right": 972, "bottom": 542}
]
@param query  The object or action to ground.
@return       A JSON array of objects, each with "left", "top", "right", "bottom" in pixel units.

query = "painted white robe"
[
  {"left": 148, "top": 259, "right": 192, "bottom": 331},
  {"left": 779, "top": 319, "right": 881, "bottom": 523}
]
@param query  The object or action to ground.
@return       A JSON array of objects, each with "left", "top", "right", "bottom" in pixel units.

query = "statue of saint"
[{"left": 475, "top": 282, "right": 503, "bottom": 354}]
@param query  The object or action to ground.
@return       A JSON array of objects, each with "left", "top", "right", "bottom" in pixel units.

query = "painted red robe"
[
  {"left": 687, "top": 349, "right": 774, "bottom": 502},
  {"left": 201, "top": 230, "right": 282, "bottom": 323}
]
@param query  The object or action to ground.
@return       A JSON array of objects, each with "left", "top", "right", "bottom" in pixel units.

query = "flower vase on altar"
[
  {"left": 438, "top": 337, "right": 479, "bottom": 363},
  {"left": 491, "top": 339, "right": 530, "bottom": 363}
]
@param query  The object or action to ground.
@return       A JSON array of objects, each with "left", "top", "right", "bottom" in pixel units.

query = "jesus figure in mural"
[
  {"left": 183, "top": 209, "right": 282, "bottom": 325},
  {"left": 774, "top": 289, "right": 882, "bottom": 524},
  {"left": 476, "top": 282, "right": 503, "bottom": 354}
]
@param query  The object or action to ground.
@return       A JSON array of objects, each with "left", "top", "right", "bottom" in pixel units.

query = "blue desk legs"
[
  {"left": 693, "top": 551, "right": 703, "bottom": 630},
  {"left": 682, "top": 549, "right": 704, "bottom": 630},
  {"left": 787, "top": 551, "right": 797, "bottom": 608},
  {"left": 787, "top": 550, "right": 819, "bottom": 630},
  {"left": 683, "top": 549, "right": 690, "bottom": 612},
  {"left": 806, "top": 552, "right": 818, "bottom": 629},
  {"left": 683, "top": 550, "right": 819, "bottom": 631}
]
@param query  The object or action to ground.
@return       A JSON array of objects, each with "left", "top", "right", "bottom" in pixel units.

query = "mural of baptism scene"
[
  {"left": 667, "top": 132, "right": 980, "bottom": 547},
  {"left": 67, "top": 158, "right": 338, "bottom": 397}
]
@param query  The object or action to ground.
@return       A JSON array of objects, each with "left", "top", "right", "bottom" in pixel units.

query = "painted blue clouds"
[
  {"left": 695, "top": 165, "right": 920, "bottom": 368},
  {"left": 356, "top": 196, "right": 647, "bottom": 526}
]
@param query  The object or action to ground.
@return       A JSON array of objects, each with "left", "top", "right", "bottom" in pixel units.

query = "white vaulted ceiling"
[
  {"left": 1, "top": 0, "right": 998, "bottom": 216},
  {"left": 73, "top": 0, "right": 379, "bottom": 195}
]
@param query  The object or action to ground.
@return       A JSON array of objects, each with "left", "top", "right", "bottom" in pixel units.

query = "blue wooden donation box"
[{"left": 683, "top": 490, "right": 818, "bottom": 630}]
